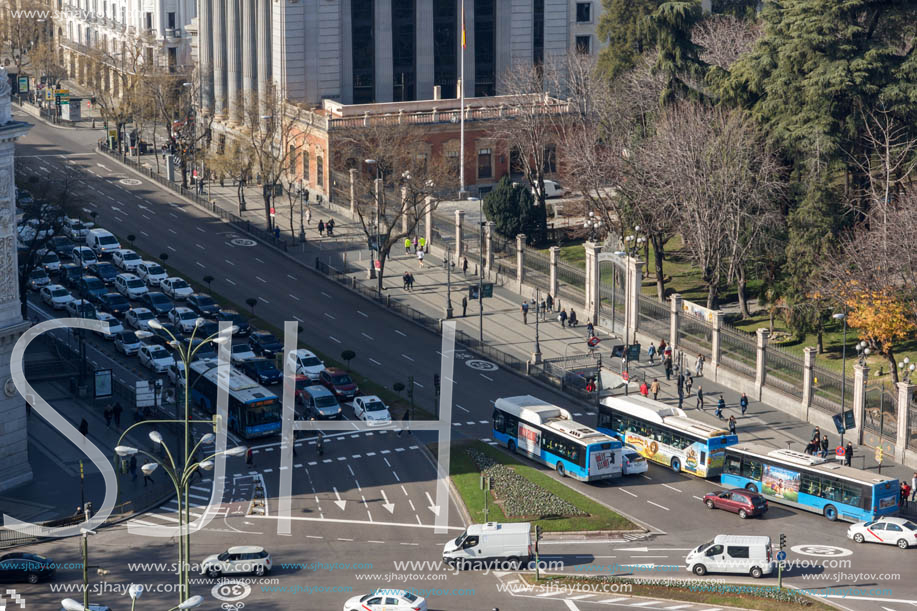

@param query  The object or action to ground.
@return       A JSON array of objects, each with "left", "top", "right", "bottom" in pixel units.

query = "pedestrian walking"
[
  {"left": 901, "top": 483, "right": 910, "bottom": 509},
  {"left": 462, "top": 296, "right": 468, "bottom": 317},
  {"left": 404, "top": 237, "right": 412, "bottom": 255},
  {"left": 462, "top": 257, "right": 468, "bottom": 276},
  {"left": 546, "top": 294, "right": 553, "bottom": 312},
  {"left": 306, "top": 207, "right": 312, "bottom": 225},
  {"left": 521, "top": 301, "right": 529, "bottom": 324},
  {"left": 246, "top": 448, "right": 254, "bottom": 466},
  {"left": 317, "top": 431, "right": 325, "bottom": 456},
  {"left": 820, "top": 434, "right": 829, "bottom": 458},
  {"left": 417, "top": 249, "right": 424, "bottom": 267},
  {"left": 412, "top": 236, "right": 418, "bottom": 253},
  {"left": 715, "top": 396, "right": 725, "bottom": 419},
  {"left": 658, "top": 339, "right": 667, "bottom": 355},
  {"left": 79, "top": 417, "right": 89, "bottom": 438},
  {"left": 418, "top": 237, "right": 426, "bottom": 252},
  {"left": 647, "top": 343, "right": 656, "bottom": 364},
  {"left": 844, "top": 442, "right": 853, "bottom": 466},
  {"left": 739, "top": 393, "right": 748, "bottom": 416},
  {"left": 318, "top": 219, "right": 325, "bottom": 236},
  {"left": 685, "top": 373, "right": 693, "bottom": 395},
  {"left": 327, "top": 219, "right": 335, "bottom": 235},
  {"left": 569, "top": 309, "right": 578, "bottom": 328},
  {"left": 586, "top": 321, "right": 595, "bottom": 339},
  {"left": 728, "top": 415, "right": 737, "bottom": 435},
  {"left": 664, "top": 356, "right": 673, "bottom": 381},
  {"left": 696, "top": 387, "right": 704, "bottom": 410},
  {"left": 402, "top": 272, "right": 410, "bottom": 290},
  {"left": 408, "top": 273, "right": 416, "bottom": 290},
  {"left": 640, "top": 381, "right": 649, "bottom": 397},
  {"left": 677, "top": 372, "right": 685, "bottom": 391},
  {"left": 559, "top": 309, "right": 567, "bottom": 328},
  {"left": 104, "top": 406, "right": 113, "bottom": 428},
  {"left": 650, "top": 379, "right": 661, "bottom": 401},
  {"left": 695, "top": 353, "right": 705, "bottom": 377},
  {"left": 911, "top": 473, "right": 917, "bottom": 502},
  {"left": 677, "top": 385, "right": 684, "bottom": 409},
  {"left": 113, "top": 402, "right": 123, "bottom": 427},
  {"left": 541, "top": 298, "right": 547, "bottom": 321},
  {"left": 129, "top": 455, "right": 138, "bottom": 481}
]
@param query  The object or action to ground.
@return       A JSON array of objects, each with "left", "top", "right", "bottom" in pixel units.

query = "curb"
[
  {"left": 416, "top": 441, "right": 473, "bottom": 528},
  {"left": 13, "top": 100, "right": 88, "bottom": 131},
  {"left": 540, "top": 529, "right": 649, "bottom": 541}
]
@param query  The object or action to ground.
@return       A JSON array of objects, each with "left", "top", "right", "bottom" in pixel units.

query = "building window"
[
  {"left": 288, "top": 145, "right": 298, "bottom": 176},
  {"left": 217, "top": 134, "right": 226, "bottom": 154},
  {"left": 446, "top": 151, "right": 459, "bottom": 176},
  {"left": 543, "top": 144, "right": 556, "bottom": 173},
  {"left": 510, "top": 147, "right": 524, "bottom": 176},
  {"left": 533, "top": 0, "right": 544, "bottom": 67},
  {"left": 474, "top": 0, "right": 495, "bottom": 96},
  {"left": 351, "top": 0, "right": 375, "bottom": 103},
  {"left": 302, "top": 150, "right": 310, "bottom": 184},
  {"left": 167, "top": 47, "right": 177, "bottom": 70},
  {"left": 392, "top": 0, "right": 416, "bottom": 101},
  {"left": 576, "top": 2, "right": 591, "bottom": 22},
  {"left": 144, "top": 11, "right": 152, "bottom": 30},
  {"left": 575, "top": 35, "right": 591, "bottom": 55},
  {"left": 433, "top": 0, "right": 457, "bottom": 99},
  {"left": 478, "top": 148, "right": 492, "bottom": 179},
  {"left": 167, "top": 12, "right": 175, "bottom": 29},
  {"left": 316, "top": 156, "right": 324, "bottom": 187}
]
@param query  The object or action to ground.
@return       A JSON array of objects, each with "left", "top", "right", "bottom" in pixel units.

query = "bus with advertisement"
[
  {"left": 721, "top": 443, "right": 899, "bottom": 522},
  {"left": 493, "top": 395, "right": 623, "bottom": 481},
  {"left": 597, "top": 395, "right": 737, "bottom": 477},
  {"left": 189, "top": 358, "right": 282, "bottom": 439}
]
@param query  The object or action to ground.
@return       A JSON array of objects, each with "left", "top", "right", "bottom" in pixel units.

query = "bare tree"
[
  {"left": 0, "top": 0, "right": 50, "bottom": 76},
  {"left": 207, "top": 139, "right": 252, "bottom": 211},
  {"left": 30, "top": 37, "right": 67, "bottom": 87},
  {"left": 693, "top": 14, "right": 762, "bottom": 71}
]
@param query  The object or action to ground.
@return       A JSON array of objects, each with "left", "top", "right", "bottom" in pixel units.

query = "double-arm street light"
[
  {"left": 365, "top": 159, "right": 382, "bottom": 284},
  {"left": 584, "top": 211, "right": 602, "bottom": 242},
  {"left": 469, "top": 196, "right": 483, "bottom": 342},
  {"left": 63, "top": 593, "right": 203, "bottom": 611}
]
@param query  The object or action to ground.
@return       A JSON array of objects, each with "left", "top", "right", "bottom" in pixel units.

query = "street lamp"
[
  {"left": 856, "top": 341, "right": 870, "bottom": 366},
  {"left": 128, "top": 583, "right": 144, "bottom": 611},
  {"left": 899, "top": 357, "right": 915, "bottom": 384},
  {"left": 444, "top": 250, "right": 453, "bottom": 319},
  {"left": 468, "top": 196, "right": 483, "bottom": 343},
  {"left": 365, "top": 159, "right": 382, "bottom": 284},
  {"left": 583, "top": 211, "right": 602, "bottom": 242},
  {"left": 833, "top": 310, "right": 848, "bottom": 447},
  {"left": 532, "top": 287, "right": 542, "bottom": 364}
]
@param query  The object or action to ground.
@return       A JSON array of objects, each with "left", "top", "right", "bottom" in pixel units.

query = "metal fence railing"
[
  {"left": 719, "top": 325, "right": 757, "bottom": 379},
  {"left": 863, "top": 385, "right": 899, "bottom": 443},
  {"left": 811, "top": 366, "right": 853, "bottom": 415},
  {"left": 678, "top": 315, "right": 713, "bottom": 360},
  {"left": 910, "top": 395, "right": 917, "bottom": 450},
  {"left": 637, "top": 295, "right": 669, "bottom": 341},
  {"left": 764, "top": 346, "right": 804, "bottom": 400}
]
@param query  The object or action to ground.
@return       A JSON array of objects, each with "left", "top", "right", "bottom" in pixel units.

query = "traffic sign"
[
  {"left": 836, "top": 446, "right": 845, "bottom": 458},
  {"left": 776, "top": 550, "right": 786, "bottom": 562},
  {"left": 374, "top": 260, "right": 381, "bottom": 270},
  {"left": 587, "top": 336, "right": 601, "bottom": 348}
]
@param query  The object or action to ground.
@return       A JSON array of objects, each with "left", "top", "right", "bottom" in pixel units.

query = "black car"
[
  {"left": 59, "top": 262, "right": 82, "bottom": 289},
  {"left": 143, "top": 292, "right": 175, "bottom": 316},
  {"left": 248, "top": 331, "right": 283, "bottom": 358},
  {"left": 88, "top": 262, "right": 120, "bottom": 285},
  {"left": 0, "top": 552, "right": 56, "bottom": 584},
  {"left": 195, "top": 320, "right": 220, "bottom": 338},
  {"left": 214, "top": 309, "right": 251, "bottom": 336},
  {"left": 239, "top": 357, "right": 283, "bottom": 385},
  {"left": 186, "top": 293, "right": 221, "bottom": 317},
  {"left": 189, "top": 337, "right": 218, "bottom": 361},
  {"left": 98, "top": 292, "right": 131, "bottom": 317},
  {"left": 79, "top": 275, "right": 109, "bottom": 304},
  {"left": 149, "top": 322, "right": 182, "bottom": 347},
  {"left": 47, "top": 235, "right": 76, "bottom": 259}
]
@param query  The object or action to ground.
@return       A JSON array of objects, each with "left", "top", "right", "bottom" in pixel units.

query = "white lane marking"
[
  {"left": 647, "top": 501, "right": 670, "bottom": 511},
  {"left": 255, "top": 257, "right": 265, "bottom": 264},
  {"left": 226, "top": 279, "right": 236, "bottom": 286},
  {"left": 394, "top": 329, "right": 406, "bottom": 337},
  {"left": 256, "top": 276, "right": 267, "bottom": 283},
  {"left": 620, "top": 489, "right": 638, "bottom": 498},
  {"left": 357, "top": 310, "right": 368, "bottom": 318},
  {"left": 196, "top": 244, "right": 205, "bottom": 249},
  {"left": 168, "top": 228, "right": 177, "bottom": 234},
  {"left": 167, "top": 246, "right": 176, "bottom": 252},
  {"left": 480, "top": 374, "right": 494, "bottom": 382},
  {"left": 662, "top": 484, "right": 681, "bottom": 493},
  {"left": 402, "top": 354, "right": 414, "bottom": 362},
  {"left": 456, "top": 404, "right": 469, "bottom": 412},
  {"left": 141, "top": 231, "right": 149, "bottom": 237},
  {"left": 196, "top": 227, "right": 205, "bottom": 232},
  {"left": 287, "top": 274, "right": 296, "bottom": 280},
  {"left": 369, "top": 358, "right": 381, "bottom": 366},
  {"left": 361, "top": 333, "right": 373, "bottom": 340},
  {"left": 196, "top": 262, "right": 205, "bottom": 268},
  {"left": 289, "top": 294, "right": 300, "bottom": 301},
  {"left": 225, "top": 259, "right": 235, "bottom": 266},
  {"left": 324, "top": 312, "right": 335, "bottom": 319},
  {"left": 329, "top": 336, "right": 341, "bottom": 344},
  {"left": 260, "top": 297, "right": 270, "bottom": 304},
  {"left": 293, "top": 315, "right": 303, "bottom": 322},
  {"left": 321, "top": 291, "right": 331, "bottom": 298},
  {"left": 692, "top": 496, "right": 703, "bottom": 501}
]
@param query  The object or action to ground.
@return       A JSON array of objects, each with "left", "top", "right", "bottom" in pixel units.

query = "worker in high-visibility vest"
[
  {"left": 404, "top": 237, "right": 412, "bottom": 255},
  {"left": 419, "top": 237, "right": 426, "bottom": 252}
]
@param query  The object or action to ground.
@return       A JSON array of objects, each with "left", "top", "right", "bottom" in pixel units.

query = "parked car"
[
  {"left": 201, "top": 546, "right": 272, "bottom": 578},
  {"left": 88, "top": 262, "right": 119, "bottom": 285},
  {"left": 138, "top": 344, "right": 176, "bottom": 373},
  {"left": 230, "top": 343, "right": 257, "bottom": 364},
  {"left": 114, "top": 330, "right": 143, "bottom": 355},
  {"left": 27, "top": 268, "right": 51, "bottom": 291},
  {"left": 142, "top": 292, "right": 175, "bottom": 316},
  {"left": 94, "top": 312, "right": 124, "bottom": 340},
  {"left": 286, "top": 348, "right": 326, "bottom": 381},
  {"left": 71, "top": 246, "right": 98, "bottom": 268},
  {"left": 58, "top": 263, "right": 83, "bottom": 290},
  {"left": 65, "top": 299, "right": 97, "bottom": 319},
  {"left": 186, "top": 293, "right": 221, "bottom": 317},
  {"left": 320, "top": 368, "right": 359, "bottom": 400},
  {"left": 214, "top": 309, "right": 251, "bottom": 336},
  {"left": 352, "top": 395, "right": 391, "bottom": 426},
  {"left": 85, "top": 228, "right": 121, "bottom": 258},
  {"left": 297, "top": 384, "right": 342, "bottom": 419},
  {"left": 160, "top": 276, "right": 194, "bottom": 300},
  {"left": 169, "top": 307, "right": 200, "bottom": 333},
  {"left": 0, "top": 552, "right": 57, "bottom": 584},
  {"left": 78, "top": 275, "right": 109, "bottom": 304},
  {"left": 702, "top": 489, "right": 768, "bottom": 519},
  {"left": 114, "top": 273, "right": 149, "bottom": 299},
  {"left": 125, "top": 307, "right": 157, "bottom": 331},
  {"left": 248, "top": 331, "right": 283, "bottom": 358},
  {"left": 343, "top": 590, "right": 427, "bottom": 611},
  {"left": 533, "top": 179, "right": 565, "bottom": 199},
  {"left": 97, "top": 292, "right": 131, "bottom": 317},
  {"left": 188, "top": 337, "right": 218, "bottom": 361},
  {"left": 40, "top": 284, "right": 74, "bottom": 309},
  {"left": 848, "top": 517, "right": 917, "bottom": 549},
  {"left": 112, "top": 248, "right": 142, "bottom": 271},
  {"left": 136, "top": 261, "right": 168, "bottom": 287},
  {"left": 239, "top": 357, "right": 283, "bottom": 385}
]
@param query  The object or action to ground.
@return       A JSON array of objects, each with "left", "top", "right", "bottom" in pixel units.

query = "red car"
[
  {"left": 319, "top": 368, "right": 359, "bottom": 400},
  {"left": 703, "top": 488, "right": 768, "bottom": 519}
]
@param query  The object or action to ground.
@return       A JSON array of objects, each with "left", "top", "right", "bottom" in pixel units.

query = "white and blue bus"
[
  {"left": 493, "top": 396, "right": 623, "bottom": 481},
  {"left": 189, "top": 358, "right": 282, "bottom": 438},
  {"left": 597, "top": 395, "right": 738, "bottom": 477},
  {"left": 721, "top": 444, "right": 899, "bottom": 522}
]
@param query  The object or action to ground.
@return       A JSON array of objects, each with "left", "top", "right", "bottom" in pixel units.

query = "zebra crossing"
[{"left": 126, "top": 474, "right": 261, "bottom": 531}]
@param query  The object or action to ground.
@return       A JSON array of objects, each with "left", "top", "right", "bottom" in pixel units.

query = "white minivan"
[
  {"left": 86, "top": 228, "right": 122, "bottom": 258},
  {"left": 443, "top": 522, "right": 532, "bottom": 569},
  {"left": 685, "top": 535, "right": 775, "bottom": 579}
]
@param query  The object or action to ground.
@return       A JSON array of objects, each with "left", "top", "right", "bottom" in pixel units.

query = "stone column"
[
  {"left": 583, "top": 241, "right": 601, "bottom": 330},
  {"left": 242, "top": 0, "right": 257, "bottom": 115},
  {"left": 853, "top": 363, "right": 868, "bottom": 445},
  {"left": 374, "top": 0, "right": 393, "bottom": 102},
  {"left": 711, "top": 311, "right": 724, "bottom": 372},
  {"left": 424, "top": 196, "right": 434, "bottom": 250},
  {"left": 755, "top": 328, "right": 769, "bottom": 398},
  {"left": 213, "top": 0, "right": 227, "bottom": 117},
  {"left": 454, "top": 210, "right": 465, "bottom": 259},
  {"left": 257, "top": 0, "right": 272, "bottom": 104},
  {"left": 669, "top": 293, "right": 682, "bottom": 352},
  {"left": 802, "top": 347, "right": 816, "bottom": 412},
  {"left": 896, "top": 382, "right": 913, "bottom": 463},
  {"left": 199, "top": 0, "right": 214, "bottom": 112},
  {"left": 415, "top": 0, "right": 434, "bottom": 98},
  {"left": 349, "top": 168, "right": 357, "bottom": 218},
  {"left": 226, "top": 0, "right": 241, "bottom": 123},
  {"left": 625, "top": 258, "right": 643, "bottom": 346},
  {"left": 516, "top": 234, "right": 526, "bottom": 287},
  {"left": 484, "top": 221, "right": 495, "bottom": 273},
  {"left": 548, "top": 246, "right": 559, "bottom": 301},
  {"left": 401, "top": 186, "right": 409, "bottom": 233}
]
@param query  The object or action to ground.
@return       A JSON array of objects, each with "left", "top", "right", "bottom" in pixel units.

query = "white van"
[
  {"left": 443, "top": 522, "right": 532, "bottom": 569},
  {"left": 685, "top": 535, "right": 774, "bottom": 578},
  {"left": 86, "top": 228, "right": 122, "bottom": 257},
  {"left": 532, "top": 179, "right": 565, "bottom": 199}
]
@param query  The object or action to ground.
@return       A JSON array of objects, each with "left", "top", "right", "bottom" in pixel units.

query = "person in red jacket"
[{"left": 640, "top": 381, "right": 649, "bottom": 397}]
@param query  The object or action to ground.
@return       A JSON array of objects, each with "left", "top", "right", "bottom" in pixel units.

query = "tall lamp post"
[
  {"left": 365, "top": 159, "right": 381, "bottom": 284},
  {"left": 182, "top": 82, "right": 195, "bottom": 192},
  {"left": 444, "top": 250, "right": 453, "bottom": 318},
  {"left": 468, "top": 196, "right": 483, "bottom": 342},
  {"left": 623, "top": 227, "right": 646, "bottom": 371},
  {"left": 532, "top": 287, "right": 542, "bottom": 364},
  {"left": 584, "top": 211, "right": 602, "bottom": 329},
  {"left": 832, "top": 310, "right": 848, "bottom": 447}
]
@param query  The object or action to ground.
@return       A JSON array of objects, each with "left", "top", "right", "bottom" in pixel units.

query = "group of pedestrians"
[
  {"left": 403, "top": 236, "right": 427, "bottom": 255},
  {"left": 401, "top": 272, "right": 417, "bottom": 290},
  {"left": 317, "top": 218, "right": 335, "bottom": 237}
]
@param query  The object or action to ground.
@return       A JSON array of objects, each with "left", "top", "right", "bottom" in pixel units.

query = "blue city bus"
[
  {"left": 597, "top": 395, "right": 738, "bottom": 477},
  {"left": 189, "top": 358, "right": 282, "bottom": 438},
  {"left": 493, "top": 395, "right": 623, "bottom": 481},
  {"left": 721, "top": 443, "right": 899, "bottom": 522}
]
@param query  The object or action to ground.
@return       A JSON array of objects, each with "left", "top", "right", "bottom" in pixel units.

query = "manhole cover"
[
  {"left": 229, "top": 238, "right": 257, "bottom": 247},
  {"left": 466, "top": 359, "right": 498, "bottom": 372},
  {"left": 119, "top": 178, "right": 142, "bottom": 186}
]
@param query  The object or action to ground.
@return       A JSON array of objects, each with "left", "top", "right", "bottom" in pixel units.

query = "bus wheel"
[
  {"left": 670, "top": 457, "right": 681, "bottom": 473},
  {"left": 507, "top": 440, "right": 516, "bottom": 453},
  {"left": 556, "top": 463, "right": 566, "bottom": 477},
  {"left": 750, "top": 566, "right": 763, "bottom": 579},
  {"left": 745, "top": 483, "right": 758, "bottom": 493},
  {"left": 692, "top": 564, "right": 707, "bottom": 576},
  {"left": 823, "top": 505, "right": 838, "bottom": 521}
]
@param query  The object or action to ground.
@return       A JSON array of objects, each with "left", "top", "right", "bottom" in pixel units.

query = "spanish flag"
[{"left": 461, "top": 5, "right": 466, "bottom": 49}]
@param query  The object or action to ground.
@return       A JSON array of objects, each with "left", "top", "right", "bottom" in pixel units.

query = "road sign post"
[
  {"left": 777, "top": 535, "right": 787, "bottom": 588},
  {"left": 875, "top": 446, "right": 884, "bottom": 474},
  {"left": 480, "top": 474, "right": 491, "bottom": 523}
]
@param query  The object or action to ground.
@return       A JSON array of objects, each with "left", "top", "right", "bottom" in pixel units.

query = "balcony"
[{"left": 164, "top": 27, "right": 181, "bottom": 41}]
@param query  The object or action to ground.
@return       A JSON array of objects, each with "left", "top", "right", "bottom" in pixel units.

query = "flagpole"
[{"left": 460, "top": 0, "right": 465, "bottom": 196}]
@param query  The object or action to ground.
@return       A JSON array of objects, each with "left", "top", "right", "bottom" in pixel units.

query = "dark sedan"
[
  {"left": 143, "top": 292, "right": 175, "bottom": 316},
  {"left": 186, "top": 293, "right": 221, "bottom": 317},
  {"left": 239, "top": 357, "right": 283, "bottom": 385},
  {"left": 248, "top": 331, "right": 283, "bottom": 358},
  {"left": 148, "top": 322, "right": 182, "bottom": 347},
  {"left": 98, "top": 292, "right": 131, "bottom": 317},
  {"left": 58, "top": 263, "right": 82, "bottom": 289},
  {"left": 78, "top": 275, "right": 109, "bottom": 304},
  {"left": 319, "top": 368, "right": 359, "bottom": 400},
  {"left": 214, "top": 309, "right": 251, "bottom": 336},
  {"left": 0, "top": 552, "right": 56, "bottom": 584},
  {"left": 47, "top": 235, "right": 76, "bottom": 259},
  {"left": 88, "top": 262, "right": 120, "bottom": 285}
]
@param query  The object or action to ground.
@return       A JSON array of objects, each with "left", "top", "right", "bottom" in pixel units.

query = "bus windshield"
[{"left": 246, "top": 403, "right": 281, "bottom": 426}]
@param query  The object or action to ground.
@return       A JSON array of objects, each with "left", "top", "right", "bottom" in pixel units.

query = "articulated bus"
[
  {"left": 493, "top": 395, "right": 623, "bottom": 481},
  {"left": 722, "top": 443, "right": 899, "bottom": 522},
  {"left": 597, "top": 395, "right": 737, "bottom": 477},
  {"left": 189, "top": 358, "right": 282, "bottom": 438}
]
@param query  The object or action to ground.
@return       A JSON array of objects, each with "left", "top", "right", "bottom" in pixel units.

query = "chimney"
[{"left": 433, "top": 85, "right": 441, "bottom": 101}]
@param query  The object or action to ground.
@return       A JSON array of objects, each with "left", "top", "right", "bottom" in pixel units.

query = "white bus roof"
[
  {"left": 727, "top": 443, "right": 897, "bottom": 485},
  {"left": 496, "top": 396, "right": 619, "bottom": 446},
  {"left": 191, "top": 358, "right": 277, "bottom": 402},
  {"left": 466, "top": 522, "right": 531, "bottom": 536},
  {"left": 600, "top": 395, "right": 731, "bottom": 438}
]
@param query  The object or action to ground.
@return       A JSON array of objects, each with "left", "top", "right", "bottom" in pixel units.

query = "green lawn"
[{"left": 441, "top": 440, "right": 637, "bottom": 532}]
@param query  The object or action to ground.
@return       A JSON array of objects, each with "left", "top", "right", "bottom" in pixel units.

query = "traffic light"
[
  {"left": 534, "top": 524, "right": 543, "bottom": 553},
  {"left": 779, "top": 533, "right": 786, "bottom": 549},
  {"left": 433, "top": 374, "right": 441, "bottom": 396}
]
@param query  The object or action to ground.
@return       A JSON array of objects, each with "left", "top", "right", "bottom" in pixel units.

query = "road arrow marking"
[
  {"left": 380, "top": 490, "right": 395, "bottom": 514},
  {"left": 97, "top": 163, "right": 110, "bottom": 171},
  {"left": 425, "top": 491, "right": 440, "bottom": 516},
  {"left": 332, "top": 487, "right": 347, "bottom": 511}
]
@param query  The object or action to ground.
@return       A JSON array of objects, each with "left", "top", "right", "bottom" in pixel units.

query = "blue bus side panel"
[{"left": 491, "top": 428, "right": 591, "bottom": 481}]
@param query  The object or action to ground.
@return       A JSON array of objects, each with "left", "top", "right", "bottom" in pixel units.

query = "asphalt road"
[{"left": 10, "top": 111, "right": 917, "bottom": 611}]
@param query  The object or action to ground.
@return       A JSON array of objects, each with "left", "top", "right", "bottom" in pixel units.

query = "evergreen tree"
[
  {"left": 597, "top": 0, "right": 665, "bottom": 81},
  {"left": 648, "top": 1, "right": 709, "bottom": 105},
  {"left": 482, "top": 177, "right": 547, "bottom": 244}
]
